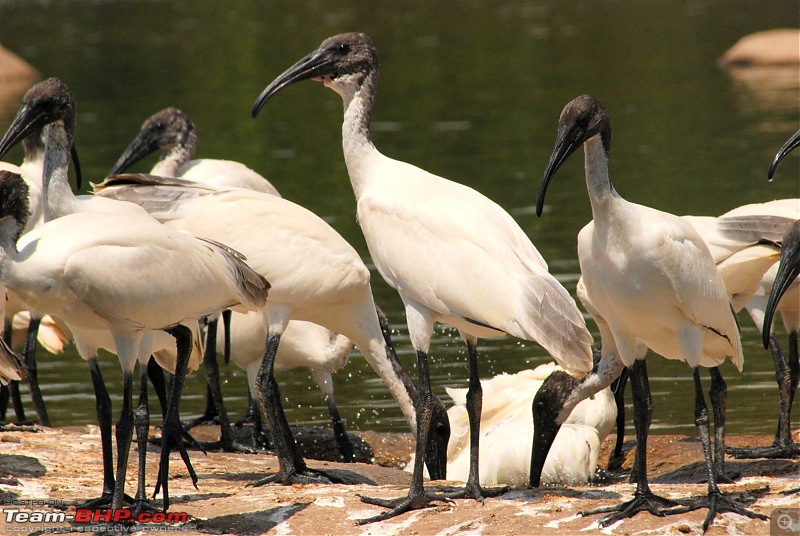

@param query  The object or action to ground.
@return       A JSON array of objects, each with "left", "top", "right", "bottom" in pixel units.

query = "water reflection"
[{"left": 725, "top": 65, "right": 800, "bottom": 132}]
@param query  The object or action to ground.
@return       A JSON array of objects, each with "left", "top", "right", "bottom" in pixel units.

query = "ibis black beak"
[
  {"left": 425, "top": 392, "right": 451, "bottom": 481},
  {"left": 529, "top": 389, "right": 562, "bottom": 487},
  {"left": 529, "top": 368, "right": 583, "bottom": 487},
  {"left": 768, "top": 128, "right": 800, "bottom": 181},
  {"left": 251, "top": 46, "right": 337, "bottom": 118},
  {"left": 537, "top": 122, "right": 585, "bottom": 217},
  {"left": 71, "top": 143, "right": 82, "bottom": 191},
  {"left": 0, "top": 103, "right": 48, "bottom": 161},
  {"left": 762, "top": 220, "right": 800, "bottom": 349},
  {"left": 109, "top": 129, "right": 162, "bottom": 176}
]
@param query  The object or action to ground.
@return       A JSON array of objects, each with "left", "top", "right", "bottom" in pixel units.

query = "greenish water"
[{"left": 0, "top": 0, "right": 797, "bottom": 438}]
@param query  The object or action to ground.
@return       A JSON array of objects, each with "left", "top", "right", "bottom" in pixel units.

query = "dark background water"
[{"left": 0, "top": 0, "right": 797, "bottom": 437}]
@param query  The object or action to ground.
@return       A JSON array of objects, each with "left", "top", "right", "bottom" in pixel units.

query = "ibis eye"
[{"left": 337, "top": 44, "right": 349, "bottom": 55}]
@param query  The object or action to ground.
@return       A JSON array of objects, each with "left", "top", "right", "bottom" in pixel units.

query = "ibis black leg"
[
  {"left": 324, "top": 391, "right": 355, "bottom": 462},
  {"left": 6, "top": 382, "right": 26, "bottom": 423},
  {"left": 222, "top": 310, "right": 232, "bottom": 365},
  {"left": 581, "top": 359, "right": 677, "bottom": 526},
  {"left": 154, "top": 325, "right": 202, "bottom": 511},
  {"left": 1, "top": 319, "right": 26, "bottom": 423},
  {"left": 79, "top": 358, "right": 133, "bottom": 509},
  {"left": 708, "top": 367, "right": 739, "bottom": 482},
  {"left": 357, "top": 349, "right": 453, "bottom": 524},
  {"left": 611, "top": 366, "right": 629, "bottom": 467},
  {"left": 441, "top": 339, "right": 507, "bottom": 501},
  {"left": 132, "top": 362, "right": 159, "bottom": 515},
  {"left": 664, "top": 368, "right": 768, "bottom": 532},
  {"left": 147, "top": 357, "right": 168, "bottom": 420},
  {"left": 22, "top": 317, "right": 49, "bottom": 427},
  {"left": 728, "top": 334, "right": 800, "bottom": 459},
  {"left": 249, "top": 333, "right": 350, "bottom": 486},
  {"left": 197, "top": 318, "right": 254, "bottom": 453},
  {"left": 111, "top": 369, "right": 134, "bottom": 510}
]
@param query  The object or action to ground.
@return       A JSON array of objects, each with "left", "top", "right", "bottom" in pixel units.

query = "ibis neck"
[
  {"left": 557, "top": 349, "right": 625, "bottom": 425},
  {"left": 42, "top": 123, "right": 77, "bottom": 222},
  {"left": 338, "top": 70, "right": 380, "bottom": 200},
  {"left": 0, "top": 214, "right": 22, "bottom": 258},
  {"left": 152, "top": 136, "right": 196, "bottom": 176},
  {"left": 583, "top": 135, "right": 619, "bottom": 220},
  {"left": 345, "top": 304, "right": 418, "bottom": 433}
]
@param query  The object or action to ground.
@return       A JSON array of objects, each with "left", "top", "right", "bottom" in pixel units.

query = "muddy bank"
[{"left": 0, "top": 425, "right": 798, "bottom": 535}]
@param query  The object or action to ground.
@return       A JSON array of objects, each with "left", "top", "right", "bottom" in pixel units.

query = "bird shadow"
[
  {"left": 207, "top": 469, "right": 376, "bottom": 486},
  {"left": 0, "top": 453, "right": 47, "bottom": 478},
  {"left": 192, "top": 503, "right": 310, "bottom": 535},
  {"left": 501, "top": 486, "right": 623, "bottom": 502},
  {"left": 165, "top": 492, "right": 232, "bottom": 506},
  {"left": 652, "top": 458, "right": 799, "bottom": 484}
]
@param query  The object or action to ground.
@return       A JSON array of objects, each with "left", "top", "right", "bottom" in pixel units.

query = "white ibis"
[
  {"left": 0, "top": 78, "right": 270, "bottom": 513},
  {"left": 106, "top": 108, "right": 360, "bottom": 459},
  {"left": 0, "top": 124, "right": 47, "bottom": 425},
  {"left": 533, "top": 94, "right": 767, "bottom": 532},
  {"left": 758, "top": 129, "right": 800, "bottom": 460},
  {"left": 407, "top": 360, "right": 616, "bottom": 488},
  {"left": 611, "top": 202, "right": 798, "bottom": 461},
  {"left": 0, "top": 79, "right": 150, "bottom": 433},
  {"left": 108, "top": 106, "right": 279, "bottom": 195},
  {"left": 92, "top": 171, "right": 452, "bottom": 488},
  {"left": 250, "top": 32, "right": 593, "bottom": 524}
]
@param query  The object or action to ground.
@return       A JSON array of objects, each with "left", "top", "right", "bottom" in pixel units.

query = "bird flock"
[{"left": 0, "top": 31, "right": 797, "bottom": 533}]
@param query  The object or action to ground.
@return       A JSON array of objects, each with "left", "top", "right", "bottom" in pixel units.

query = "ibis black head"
[
  {"left": 537, "top": 95, "right": 611, "bottom": 217},
  {"left": 109, "top": 107, "right": 196, "bottom": 176},
  {"left": 529, "top": 368, "right": 582, "bottom": 487},
  {"left": 0, "top": 170, "right": 30, "bottom": 236},
  {"left": 0, "top": 77, "right": 82, "bottom": 189},
  {"left": 762, "top": 219, "right": 800, "bottom": 349},
  {"left": 0, "top": 78, "right": 76, "bottom": 158},
  {"left": 252, "top": 32, "right": 378, "bottom": 117}
]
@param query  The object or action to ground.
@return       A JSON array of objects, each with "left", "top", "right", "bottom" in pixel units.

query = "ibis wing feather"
[
  {"left": 651, "top": 216, "right": 743, "bottom": 370},
  {"left": 357, "top": 160, "right": 592, "bottom": 373},
  {"left": 179, "top": 159, "right": 281, "bottom": 197}
]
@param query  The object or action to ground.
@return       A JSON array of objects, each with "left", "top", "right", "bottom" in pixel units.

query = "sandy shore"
[{"left": 0, "top": 425, "right": 798, "bottom": 535}]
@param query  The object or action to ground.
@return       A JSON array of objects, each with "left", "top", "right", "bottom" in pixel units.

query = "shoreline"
[{"left": 0, "top": 426, "right": 797, "bottom": 535}]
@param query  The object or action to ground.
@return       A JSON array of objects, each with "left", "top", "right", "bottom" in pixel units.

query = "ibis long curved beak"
[
  {"left": 71, "top": 143, "right": 82, "bottom": 191},
  {"left": 768, "top": 128, "right": 800, "bottom": 181},
  {"left": 109, "top": 129, "right": 161, "bottom": 176},
  {"left": 529, "top": 367, "right": 586, "bottom": 487},
  {"left": 251, "top": 46, "right": 337, "bottom": 118},
  {"left": 762, "top": 220, "right": 800, "bottom": 349},
  {"left": 0, "top": 102, "right": 82, "bottom": 192},
  {"left": 537, "top": 123, "right": 585, "bottom": 217},
  {"left": 425, "top": 392, "right": 451, "bottom": 481},
  {"left": 0, "top": 103, "right": 47, "bottom": 161},
  {"left": 529, "top": 388, "right": 562, "bottom": 487}
]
